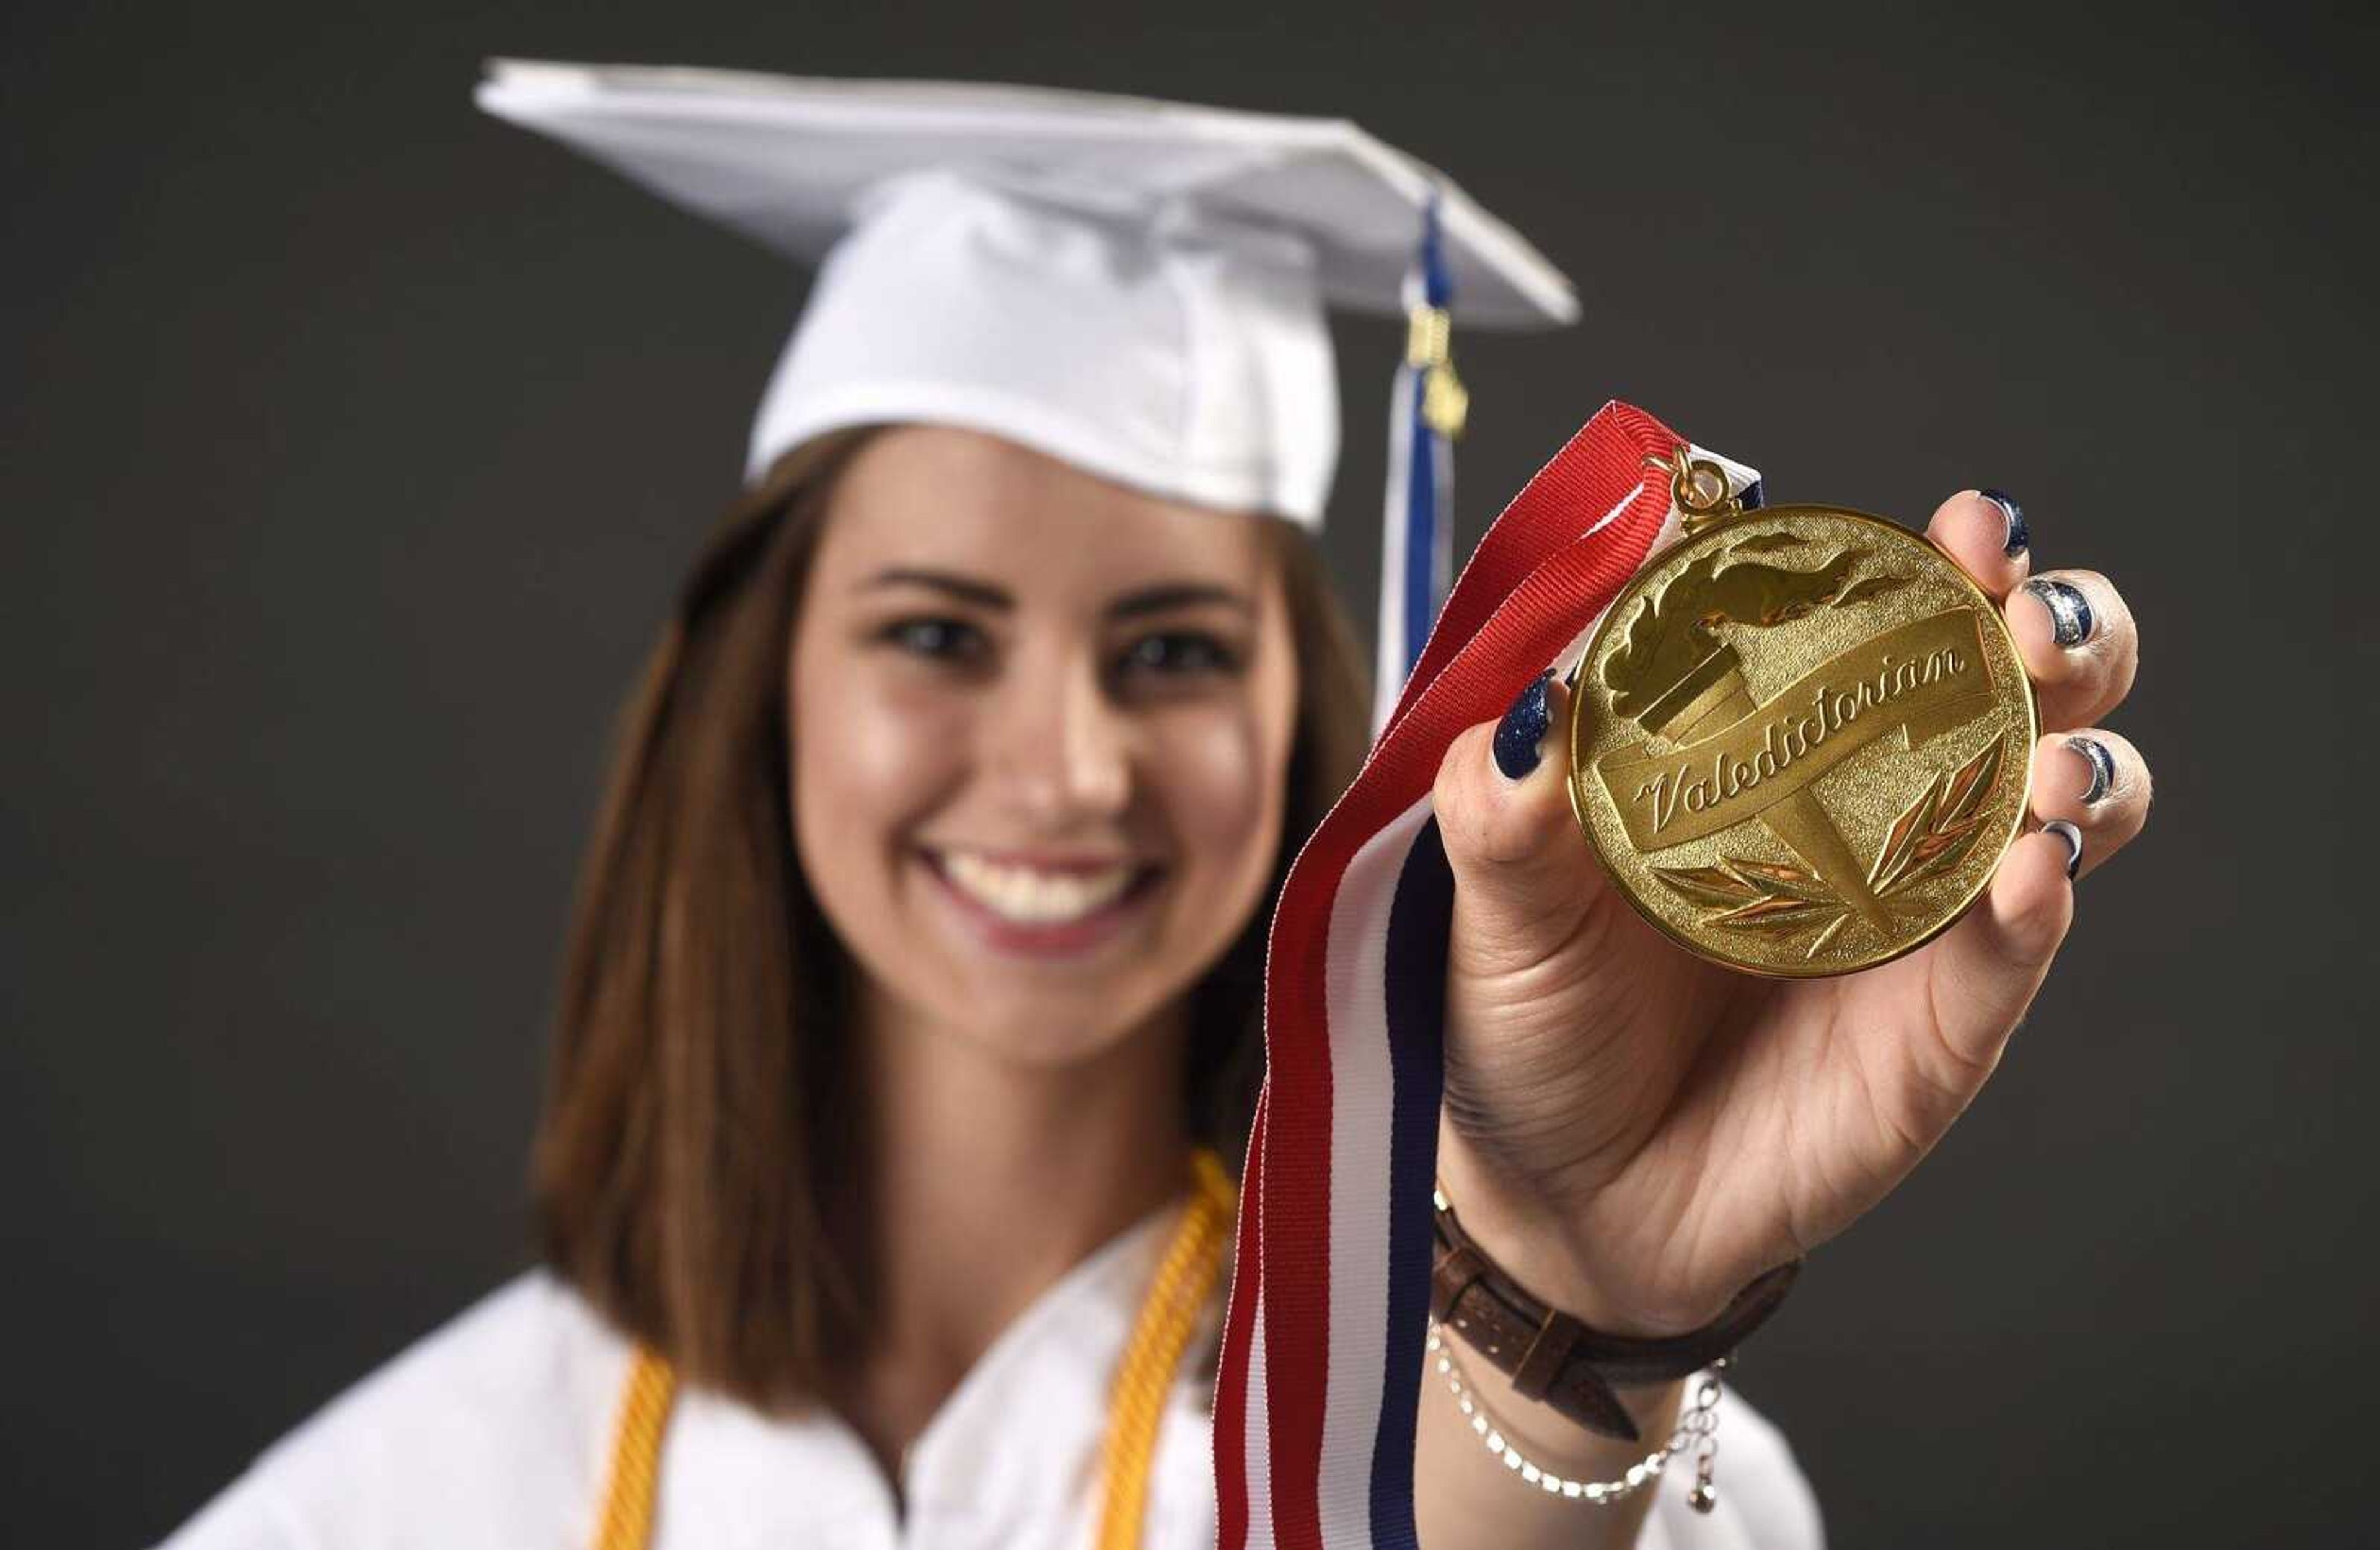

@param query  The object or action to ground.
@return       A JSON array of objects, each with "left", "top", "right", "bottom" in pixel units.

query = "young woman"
[{"left": 163, "top": 65, "right": 2151, "bottom": 1550}]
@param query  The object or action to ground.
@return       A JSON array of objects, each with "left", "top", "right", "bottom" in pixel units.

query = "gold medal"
[{"left": 1566, "top": 452, "right": 2037, "bottom": 977}]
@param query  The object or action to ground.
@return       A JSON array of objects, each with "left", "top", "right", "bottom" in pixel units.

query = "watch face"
[{"left": 1568, "top": 504, "right": 2037, "bottom": 978}]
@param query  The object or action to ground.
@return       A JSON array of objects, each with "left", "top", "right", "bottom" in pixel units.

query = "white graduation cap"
[{"left": 474, "top": 61, "right": 1577, "bottom": 532}]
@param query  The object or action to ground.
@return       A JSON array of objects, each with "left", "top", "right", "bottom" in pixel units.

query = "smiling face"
[{"left": 786, "top": 426, "right": 1302, "bottom": 1070}]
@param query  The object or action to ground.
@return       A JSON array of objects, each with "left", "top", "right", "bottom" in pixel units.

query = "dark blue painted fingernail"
[
  {"left": 1981, "top": 488, "right": 2027, "bottom": 557},
  {"left": 1493, "top": 672, "right": 1553, "bottom": 780},
  {"left": 2024, "top": 578, "right": 2096, "bottom": 648},
  {"left": 2065, "top": 735, "right": 2117, "bottom": 806},
  {"left": 2042, "top": 819, "right": 2084, "bottom": 879}
]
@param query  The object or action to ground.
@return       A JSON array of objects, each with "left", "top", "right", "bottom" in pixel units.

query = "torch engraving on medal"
[{"left": 1593, "top": 533, "right": 2007, "bottom": 956}]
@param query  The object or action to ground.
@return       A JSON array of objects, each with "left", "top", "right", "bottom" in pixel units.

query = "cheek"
[
  {"left": 789, "top": 653, "right": 961, "bottom": 883},
  {"left": 1158, "top": 714, "right": 1271, "bottom": 848},
  {"left": 1150, "top": 694, "right": 1293, "bottom": 910}
]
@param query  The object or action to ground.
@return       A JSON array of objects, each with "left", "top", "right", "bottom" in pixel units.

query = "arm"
[
  {"left": 1414, "top": 1336, "right": 1685, "bottom": 1549},
  {"left": 1411, "top": 1132, "right": 1761, "bottom": 1550},
  {"left": 1412, "top": 490, "right": 2148, "bottom": 1548}
]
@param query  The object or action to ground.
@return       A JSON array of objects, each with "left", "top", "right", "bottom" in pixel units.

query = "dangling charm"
[
  {"left": 1567, "top": 451, "right": 2037, "bottom": 977},
  {"left": 1682, "top": 1360, "right": 1726, "bottom": 1514}
]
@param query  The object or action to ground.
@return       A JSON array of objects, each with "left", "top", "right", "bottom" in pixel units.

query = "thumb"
[{"left": 1433, "top": 672, "right": 1611, "bottom": 974}]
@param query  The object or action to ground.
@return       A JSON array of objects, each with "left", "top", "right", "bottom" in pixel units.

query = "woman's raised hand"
[{"left": 1428, "top": 490, "right": 2150, "bottom": 1336}]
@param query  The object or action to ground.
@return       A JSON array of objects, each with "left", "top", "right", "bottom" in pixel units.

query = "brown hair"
[{"left": 532, "top": 437, "right": 1370, "bottom": 1409}]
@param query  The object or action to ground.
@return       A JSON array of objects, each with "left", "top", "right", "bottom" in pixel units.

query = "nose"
[{"left": 987, "top": 644, "right": 1134, "bottom": 827}]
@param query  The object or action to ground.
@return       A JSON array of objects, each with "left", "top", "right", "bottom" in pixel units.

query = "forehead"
[{"left": 812, "top": 426, "right": 1279, "bottom": 597}]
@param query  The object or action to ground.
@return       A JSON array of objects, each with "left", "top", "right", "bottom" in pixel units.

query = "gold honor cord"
[
  {"left": 593, "top": 1347, "right": 675, "bottom": 1550},
  {"left": 590, "top": 1151, "right": 1237, "bottom": 1550},
  {"left": 1093, "top": 1148, "right": 1235, "bottom": 1550}
]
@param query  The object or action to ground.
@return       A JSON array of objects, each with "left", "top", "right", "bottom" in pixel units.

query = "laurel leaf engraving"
[
  {"left": 1710, "top": 896, "right": 1838, "bottom": 928},
  {"left": 1651, "top": 865, "right": 1764, "bottom": 908},
  {"left": 1724, "top": 858, "right": 1833, "bottom": 902},
  {"left": 1655, "top": 856, "right": 1847, "bottom": 941},
  {"left": 1871, "top": 736, "right": 2006, "bottom": 896},
  {"left": 1869, "top": 780, "right": 1936, "bottom": 888},
  {"left": 1910, "top": 823, "right": 1986, "bottom": 883},
  {"left": 1939, "top": 737, "right": 2003, "bottom": 828}
]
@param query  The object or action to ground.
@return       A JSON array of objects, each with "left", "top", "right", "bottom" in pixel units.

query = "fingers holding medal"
[
  {"left": 2008, "top": 568, "right": 2140, "bottom": 731},
  {"left": 2026, "top": 726, "right": 2151, "bottom": 880},
  {"left": 1564, "top": 460, "right": 2151, "bottom": 979},
  {"left": 1923, "top": 488, "right": 2036, "bottom": 598},
  {"left": 1914, "top": 490, "right": 2150, "bottom": 882},
  {"left": 1921, "top": 488, "right": 2141, "bottom": 731}
]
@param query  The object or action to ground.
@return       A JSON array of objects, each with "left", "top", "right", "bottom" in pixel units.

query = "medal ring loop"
[{"left": 1646, "top": 448, "right": 1741, "bottom": 529}]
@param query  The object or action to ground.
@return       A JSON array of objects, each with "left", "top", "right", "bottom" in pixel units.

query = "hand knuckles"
[
  {"left": 1470, "top": 809, "right": 1551, "bottom": 870},
  {"left": 2103, "top": 732, "right": 2153, "bottom": 809},
  {"left": 2040, "top": 726, "right": 2153, "bottom": 824},
  {"left": 1430, "top": 726, "right": 1489, "bottom": 808},
  {"left": 1929, "top": 490, "right": 1997, "bottom": 541},
  {"left": 1439, "top": 786, "right": 1535, "bottom": 871},
  {"left": 2047, "top": 570, "right": 2137, "bottom": 642},
  {"left": 1433, "top": 735, "right": 1555, "bottom": 871}
]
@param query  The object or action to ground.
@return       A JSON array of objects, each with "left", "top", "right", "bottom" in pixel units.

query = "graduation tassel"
[{"left": 1372, "top": 198, "right": 1467, "bottom": 735}]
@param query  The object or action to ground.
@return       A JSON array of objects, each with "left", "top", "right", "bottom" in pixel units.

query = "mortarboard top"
[{"left": 477, "top": 61, "right": 1578, "bottom": 527}]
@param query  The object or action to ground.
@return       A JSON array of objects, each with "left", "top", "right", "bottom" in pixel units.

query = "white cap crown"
[
  {"left": 475, "top": 61, "right": 1579, "bottom": 527},
  {"left": 752, "top": 170, "right": 1338, "bottom": 524}
]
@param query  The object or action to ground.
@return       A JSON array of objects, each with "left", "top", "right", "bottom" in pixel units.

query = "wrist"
[
  {"left": 1428, "top": 1132, "right": 1804, "bottom": 1447},
  {"left": 1432, "top": 1124, "right": 1721, "bottom": 1339}
]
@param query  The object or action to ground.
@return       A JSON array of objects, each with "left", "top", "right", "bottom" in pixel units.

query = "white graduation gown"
[{"left": 161, "top": 1211, "right": 1824, "bottom": 1550}]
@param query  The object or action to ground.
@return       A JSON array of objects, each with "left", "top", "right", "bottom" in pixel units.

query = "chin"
[{"left": 937, "top": 980, "right": 1179, "bottom": 1071}]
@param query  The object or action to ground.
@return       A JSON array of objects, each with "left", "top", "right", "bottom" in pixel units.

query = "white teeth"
[{"left": 939, "top": 851, "right": 1138, "bottom": 925}]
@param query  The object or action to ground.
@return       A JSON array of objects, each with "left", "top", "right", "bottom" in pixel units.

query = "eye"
[
  {"left": 1114, "top": 630, "right": 1243, "bottom": 682},
  {"left": 875, "top": 616, "right": 990, "bottom": 663}
]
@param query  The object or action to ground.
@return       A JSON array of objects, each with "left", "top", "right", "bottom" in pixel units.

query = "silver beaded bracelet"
[{"left": 1426, "top": 1319, "right": 1726, "bottom": 1513}]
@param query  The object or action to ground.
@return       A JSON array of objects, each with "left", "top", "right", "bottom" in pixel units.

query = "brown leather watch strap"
[{"left": 1429, "top": 1190, "right": 1800, "bottom": 1443}]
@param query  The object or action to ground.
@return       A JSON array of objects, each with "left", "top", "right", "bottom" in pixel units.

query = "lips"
[
  {"left": 921, "top": 847, "right": 1163, "bottom": 956},
  {"left": 939, "top": 849, "right": 1138, "bottom": 921}
]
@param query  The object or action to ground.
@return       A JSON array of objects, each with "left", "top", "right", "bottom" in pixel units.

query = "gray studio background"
[{"left": 5, "top": 4, "right": 2369, "bottom": 1545}]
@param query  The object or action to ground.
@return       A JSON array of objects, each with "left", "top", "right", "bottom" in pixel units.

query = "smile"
[
  {"left": 927, "top": 848, "right": 1159, "bottom": 930},
  {"left": 920, "top": 846, "right": 1163, "bottom": 961}
]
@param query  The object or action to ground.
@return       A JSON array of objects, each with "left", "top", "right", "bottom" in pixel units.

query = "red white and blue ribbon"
[{"left": 1214, "top": 400, "right": 1761, "bottom": 1550}]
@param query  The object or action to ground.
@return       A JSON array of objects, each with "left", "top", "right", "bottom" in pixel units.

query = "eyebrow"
[{"left": 861, "top": 569, "right": 1253, "bottom": 620}]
